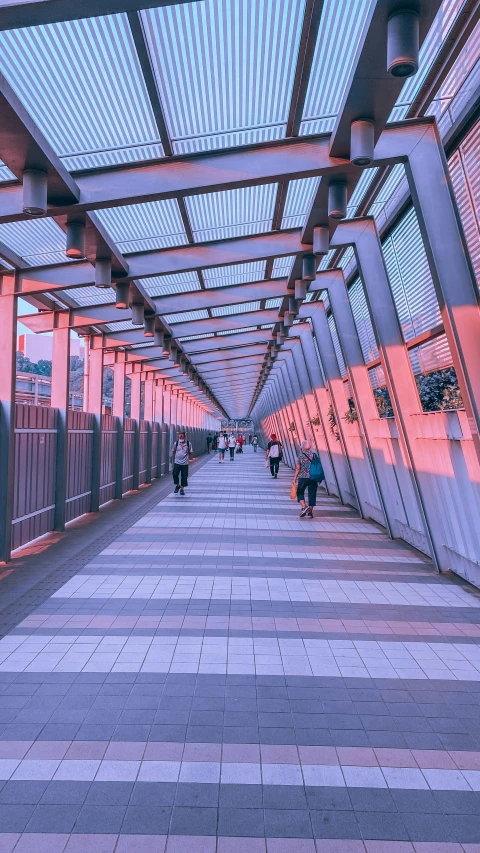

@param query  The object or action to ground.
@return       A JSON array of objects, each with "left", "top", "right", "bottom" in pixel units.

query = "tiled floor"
[{"left": 1, "top": 447, "right": 480, "bottom": 852}]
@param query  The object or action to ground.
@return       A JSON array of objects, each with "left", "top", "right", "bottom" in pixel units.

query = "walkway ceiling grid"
[{"left": 0, "top": 0, "right": 466, "bottom": 420}]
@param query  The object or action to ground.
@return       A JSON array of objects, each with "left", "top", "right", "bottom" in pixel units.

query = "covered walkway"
[{"left": 0, "top": 447, "right": 479, "bottom": 849}]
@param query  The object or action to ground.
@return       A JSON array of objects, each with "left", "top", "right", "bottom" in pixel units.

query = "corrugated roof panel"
[
  {"left": 346, "top": 167, "right": 378, "bottom": 217},
  {"left": 0, "top": 14, "right": 163, "bottom": 170},
  {"left": 203, "top": 261, "right": 266, "bottom": 288},
  {"left": 211, "top": 300, "right": 261, "bottom": 316},
  {"left": 261, "top": 323, "right": 275, "bottom": 329},
  {"left": 265, "top": 297, "right": 283, "bottom": 308},
  {"left": 186, "top": 184, "right": 277, "bottom": 242},
  {"left": 217, "top": 325, "right": 260, "bottom": 335},
  {"left": 137, "top": 272, "right": 201, "bottom": 297},
  {"left": 391, "top": 0, "right": 467, "bottom": 117},
  {"left": 106, "top": 320, "right": 138, "bottom": 331},
  {"left": 141, "top": 0, "right": 306, "bottom": 154},
  {"left": 164, "top": 309, "right": 210, "bottom": 324},
  {"left": 272, "top": 256, "right": 295, "bottom": 278},
  {"left": 337, "top": 247, "right": 355, "bottom": 270},
  {"left": 300, "top": 0, "right": 375, "bottom": 133},
  {"left": 281, "top": 177, "right": 320, "bottom": 229},
  {"left": 66, "top": 287, "right": 115, "bottom": 307},
  {"left": 0, "top": 218, "right": 69, "bottom": 266},
  {"left": 317, "top": 249, "right": 335, "bottom": 271},
  {"left": 179, "top": 332, "right": 215, "bottom": 341},
  {"left": 95, "top": 200, "right": 187, "bottom": 253},
  {"left": 0, "top": 161, "right": 16, "bottom": 182}
]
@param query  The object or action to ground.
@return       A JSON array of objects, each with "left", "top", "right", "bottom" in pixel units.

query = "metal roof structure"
[{"left": 0, "top": 0, "right": 476, "bottom": 420}]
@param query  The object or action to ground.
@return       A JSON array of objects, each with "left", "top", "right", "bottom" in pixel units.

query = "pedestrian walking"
[
  {"left": 252, "top": 435, "right": 258, "bottom": 452},
  {"left": 217, "top": 432, "right": 227, "bottom": 463},
  {"left": 265, "top": 433, "right": 282, "bottom": 478},
  {"left": 206, "top": 433, "right": 213, "bottom": 454},
  {"left": 228, "top": 433, "right": 236, "bottom": 460},
  {"left": 237, "top": 435, "right": 244, "bottom": 453},
  {"left": 171, "top": 432, "right": 193, "bottom": 496},
  {"left": 293, "top": 439, "right": 324, "bottom": 518},
  {"left": 212, "top": 434, "right": 218, "bottom": 453}
]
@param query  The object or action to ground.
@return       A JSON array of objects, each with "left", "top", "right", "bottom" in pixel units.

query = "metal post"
[
  {"left": 130, "top": 369, "right": 141, "bottom": 490},
  {"left": 309, "top": 307, "right": 363, "bottom": 514},
  {"left": 298, "top": 330, "right": 342, "bottom": 499},
  {"left": 318, "top": 272, "right": 397, "bottom": 538},
  {"left": 87, "top": 341, "right": 103, "bottom": 513},
  {"left": 0, "top": 274, "right": 17, "bottom": 563},
  {"left": 112, "top": 353, "right": 126, "bottom": 500},
  {"left": 51, "top": 313, "right": 70, "bottom": 531},
  {"left": 406, "top": 123, "right": 480, "bottom": 463},
  {"left": 332, "top": 217, "right": 443, "bottom": 570}
]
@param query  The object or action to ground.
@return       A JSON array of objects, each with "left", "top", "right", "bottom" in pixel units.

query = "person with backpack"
[
  {"left": 293, "top": 439, "right": 324, "bottom": 517},
  {"left": 206, "top": 433, "right": 213, "bottom": 453},
  {"left": 171, "top": 431, "right": 193, "bottom": 495},
  {"left": 266, "top": 433, "right": 282, "bottom": 478}
]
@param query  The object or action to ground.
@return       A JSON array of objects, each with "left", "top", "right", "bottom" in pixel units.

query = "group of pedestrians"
[{"left": 265, "top": 432, "right": 325, "bottom": 519}]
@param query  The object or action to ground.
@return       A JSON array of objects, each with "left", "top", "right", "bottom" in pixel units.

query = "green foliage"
[
  {"left": 416, "top": 367, "right": 463, "bottom": 412},
  {"left": 374, "top": 387, "right": 394, "bottom": 418},
  {"left": 308, "top": 414, "right": 321, "bottom": 427},
  {"left": 288, "top": 420, "right": 296, "bottom": 432},
  {"left": 327, "top": 405, "right": 340, "bottom": 441}
]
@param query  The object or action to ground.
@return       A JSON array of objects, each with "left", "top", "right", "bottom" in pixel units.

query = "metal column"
[
  {"left": 0, "top": 274, "right": 17, "bottom": 562},
  {"left": 87, "top": 341, "right": 104, "bottom": 513},
  {"left": 51, "top": 313, "right": 71, "bottom": 530},
  {"left": 112, "top": 353, "right": 126, "bottom": 500}
]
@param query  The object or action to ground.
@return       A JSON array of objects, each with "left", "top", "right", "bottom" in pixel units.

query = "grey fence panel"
[
  {"left": 151, "top": 422, "right": 159, "bottom": 479},
  {"left": 66, "top": 409, "right": 94, "bottom": 524},
  {"left": 160, "top": 426, "right": 168, "bottom": 475},
  {"left": 100, "top": 414, "right": 118, "bottom": 506},
  {"left": 123, "top": 418, "right": 136, "bottom": 494},
  {"left": 12, "top": 404, "right": 57, "bottom": 551},
  {"left": 138, "top": 420, "right": 149, "bottom": 486}
]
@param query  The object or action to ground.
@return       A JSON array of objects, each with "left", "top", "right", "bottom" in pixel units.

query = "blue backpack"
[{"left": 309, "top": 452, "right": 325, "bottom": 482}]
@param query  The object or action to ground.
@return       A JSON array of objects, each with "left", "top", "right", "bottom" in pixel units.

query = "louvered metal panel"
[
  {"left": 203, "top": 261, "right": 266, "bottom": 288},
  {"left": 106, "top": 320, "right": 138, "bottom": 331},
  {"left": 348, "top": 276, "right": 378, "bottom": 363},
  {"left": 95, "top": 200, "right": 187, "bottom": 253},
  {"left": 265, "top": 297, "right": 283, "bottom": 309},
  {"left": 141, "top": 0, "right": 306, "bottom": 154},
  {"left": 368, "top": 364, "right": 387, "bottom": 390},
  {"left": 382, "top": 206, "right": 441, "bottom": 342},
  {"left": 272, "top": 256, "right": 295, "bottom": 278},
  {"left": 449, "top": 119, "right": 480, "bottom": 288},
  {"left": 211, "top": 301, "right": 261, "bottom": 317},
  {"left": 65, "top": 287, "right": 115, "bottom": 307},
  {"left": 0, "top": 161, "right": 15, "bottom": 182},
  {"left": 327, "top": 313, "right": 346, "bottom": 377},
  {"left": 0, "top": 15, "right": 162, "bottom": 170},
  {"left": 281, "top": 177, "right": 320, "bottom": 229},
  {"left": 318, "top": 288, "right": 330, "bottom": 312},
  {"left": 317, "top": 249, "right": 335, "bottom": 271},
  {"left": 337, "top": 247, "right": 355, "bottom": 270},
  {"left": 346, "top": 167, "right": 378, "bottom": 217},
  {"left": 164, "top": 309, "right": 209, "bottom": 324},
  {"left": 408, "top": 332, "right": 454, "bottom": 375},
  {"left": 186, "top": 185, "right": 277, "bottom": 242},
  {"left": 300, "top": 0, "right": 375, "bottom": 134},
  {"left": 260, "top": 323, "right": 276, "bottom": 329},
  {"left": 0, "top": 218, "right": 69, "bottom": 266},
  {"left": 179, "top": 333, "right": 215, "bottom": 341},
  {"left": 138, "top": 272, "right": 201, "bottom": 297}
]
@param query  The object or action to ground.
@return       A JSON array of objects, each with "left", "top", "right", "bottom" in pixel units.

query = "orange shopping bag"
[{"left": 290, "top": 480, "right": 297, "bottom": 500}]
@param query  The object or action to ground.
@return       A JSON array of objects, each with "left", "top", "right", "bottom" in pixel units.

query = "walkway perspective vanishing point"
[{"left": 0, "top": 447, "right": 480, "bottom": 851}]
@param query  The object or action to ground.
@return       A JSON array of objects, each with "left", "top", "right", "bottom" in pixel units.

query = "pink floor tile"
[
  {"left": 411, "top": 750, "right": 457, "bottom": 769},
  {"left": 336, "top": 747, "right": 378, "bottom": 766},
  {"left": 182, "top": 742, "right": 222, "bottom": 761},
  {"left": 144, "top": 742, "right": 184, "bottom": 760},
  {"left": 374, "top": 749, "right": 417, "bottom": 768}
]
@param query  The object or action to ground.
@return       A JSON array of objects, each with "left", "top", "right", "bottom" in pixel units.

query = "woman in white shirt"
[
  {"left": 217, "top": 432, "right": 227, "bottom": 463},
  {"left": 228, "top": 434, "right": 236, "bottom": 461}
]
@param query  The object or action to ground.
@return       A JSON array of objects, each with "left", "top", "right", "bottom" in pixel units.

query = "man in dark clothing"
[
  {"left": 171, "top": 432, "right": 193, "bottom": 495},
  {"left": 266, "top": 433, "right": 282, "bottom": 478},
  {"left": 206, "top": 434, "right": 213, "bottom": 453}
]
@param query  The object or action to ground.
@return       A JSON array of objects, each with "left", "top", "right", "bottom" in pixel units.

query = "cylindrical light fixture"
[
  {"left": 115, "top": 281, "right": 129, "bottom": 309},
  {"left": 276, "top": 331, "right": 285, "bottom": 346},
  {"left": 95, "top": 258, "right": 112, "bottom": 289},
  {"left": 131, "top": 302, "right": 144, "bottom": 325},
  {"left": 295, "top": 279, "right": 307, "bottom": 301},
  {"left": 313, "top": 225, "right": 329, "bottom": 256},
  {"left": 169, "top": 345, "right": 179, "bottom": 365},
  {"left": 350, "top": 118, "right": 375, "bottom": 166},
  {"left": 302, "top": 253, "right": 316, "bottom": 281},
  {"left": 387, "top": 9, "right": 419, "bottom": 77},
  {"left": 283, "top": 311, "right": 293, "bottom": 328},
  {"left": 288, "top": 295, "right": 298, "bottom": 315},
  {"left": 328, "top": 181, "right": 347, "bottom": 219},
  {"left": 154, "top": 328, "right": 165, "bottom": 348},
  {"left": 66, "top": 220, "right": 86, "bottom": 259},
  {"left": 163, "top": 337, "right": 172, "bottom": 355},
  {"left": 22, "top": 169, "right": 47, "bottom": 216},
  {"left": 144, "top": 313, "right": 155, "bottom": 337}
]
